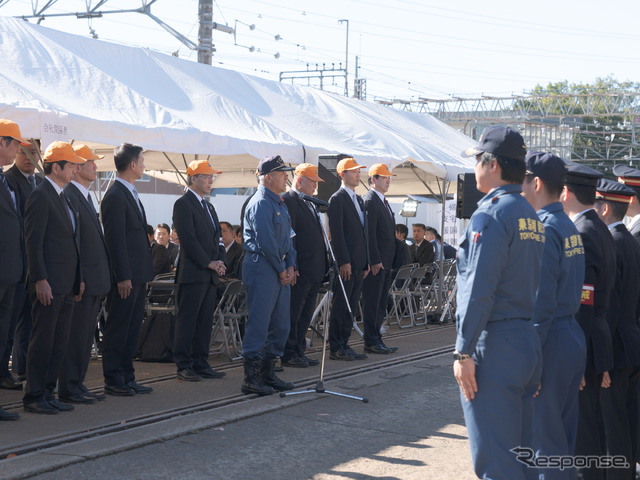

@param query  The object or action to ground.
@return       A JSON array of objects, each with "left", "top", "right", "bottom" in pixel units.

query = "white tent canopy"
[{"left": 0, "top": 16, "right": 476, "bottom": 193}]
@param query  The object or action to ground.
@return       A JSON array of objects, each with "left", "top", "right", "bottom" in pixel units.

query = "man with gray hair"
[{"left": 241, "top": 155, "right": 296, "bottom": 395}]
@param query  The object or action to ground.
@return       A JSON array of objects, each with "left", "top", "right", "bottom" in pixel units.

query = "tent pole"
[
  {"left": 163, "top": 152, "right": 188, "bottom": 186},
  {"left": 409, "top": 164, "right": 438, "bottom": 198},
  {"left": 438, "top": 178, "right": 449, "bottom": 315}
]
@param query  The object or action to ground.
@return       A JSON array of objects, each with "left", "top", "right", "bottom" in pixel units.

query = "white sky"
[{"left": 2, "top": 0, "right": 638, "bottom": 101}]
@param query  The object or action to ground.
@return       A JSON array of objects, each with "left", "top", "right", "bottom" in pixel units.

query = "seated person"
[
  {"left": 393, "top": 224, "right": 411, "bottom": 271},
  {"left": 155, "top": 223, "right": 179, "bottom": 267},
  {"left": 220, "top": 221, "right": 243, "bottom": 280},
  {"left": 148, "top": 224, "right": 172, "bottom": 277}
]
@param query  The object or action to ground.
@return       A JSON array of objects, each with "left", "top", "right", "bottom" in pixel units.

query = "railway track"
[{"left": 0, "top": 324, "right": 455, "bottom": 461}]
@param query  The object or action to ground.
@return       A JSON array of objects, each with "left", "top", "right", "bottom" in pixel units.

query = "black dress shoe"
[
  {"left": 0, "top": 406, "right": 19, "bottom": 421},
  {"left": 59, "top": 394, "right": 95, "bottom": 404},
  {"left": 195, "top": 368, "right": 226, "bottom": 379},
  {"left": 330, "top": 349, "right": 354, "bottom": 361},
  {"left": 0, "top": 375, "right": 23, "bottom": 390},
  {"left": 177, "top": 369, "right": 202, "bottom": 382},
  {"left": 303, "top": 355, "right": 320, "bottom": 366},
  {"left": 104, "top": 385, "right": 136, "bottom": 396},
  {"left": 126, "top": 381, "right": 153, "bottom": 394},
  {"left": 282, "top": 356, "right": 309, "bottom": 368},
  {"left": 364, "top": 344, "right": 391, "bottom": 354},
  {"left": 344, "top": 347, "right": 368, "bottom": 360},
  {"left": 24, "top": 398, "right": 58, "bottom": 415},
  {"left": 380, "top": 342, "right": 398, "bottom": 353},
  {"left": 84, "top": 391, "right": 106, "bottom": 401},
  {"left": 46, "top": 396, "right": 75, "bottom": 411}
]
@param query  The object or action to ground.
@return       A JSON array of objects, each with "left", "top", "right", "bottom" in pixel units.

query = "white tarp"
[{"left": 0, "top": 16, "right": 475, "bottom": 191}]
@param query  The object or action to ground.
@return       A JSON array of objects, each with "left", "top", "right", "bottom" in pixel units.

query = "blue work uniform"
[
  {"left": 456, "top": 183, "right": 545, "bottom": 480},
  {"left": 242, "top": 185, "right": 296, "bottom": 359},
  {"left": 527, "top": 202, "right": 586, "bottom": 480}
]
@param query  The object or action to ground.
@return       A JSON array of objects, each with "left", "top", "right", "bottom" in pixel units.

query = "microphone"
[{"left": 298, "top": 192, "right": 328, "bottom": 208}]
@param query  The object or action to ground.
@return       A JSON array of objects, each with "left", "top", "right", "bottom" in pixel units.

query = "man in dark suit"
[
  {"left": 57, "top": 145, "right": 111, "bottom": 404},
  {"left": 593, "top": 179, "right": 640, "bottom": 480},
  {"left": 0, "top": 119, "right": 30, "bottom": 420},
  {"left": 23, "top": 141, "right": 85, "bottom": 414},
  {"left": 327, "top": 157, "right": 369, "bottom": 361},
  {"left": 154, "top": 223, "right": 179, "bottom": 268},
  {"left": 561, "top": 164, "right": 615, "bottom": 480},
  {"left": 220, "top": 221, "right": 243, "bottom": 280},
  {"left": 409, "top": 223, "right": 435, "bottom": 266},
  {"left": 101, "top": 143, "right": 154, "bottom": 396},
  {"left": 148, "top": 224, "right": 172, "bottom": 277},
  {"left": 2, "top": 135, "right": 39, "bottom": 391},
  {"left": 282, "top": 163, "right": 327, "bottom": 368},
  {"left": 172, "top": 160, "right": 227, "bottom": 382},
  {"left": 362, "top": 164, "right": 399, "bottom": 354},
  {"left": 612, "top": 165, "right": 640, "bottom": 243}
]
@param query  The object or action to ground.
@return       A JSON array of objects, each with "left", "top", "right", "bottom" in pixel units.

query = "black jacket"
[
  {"left": 64, "top": 182, "right": 111, "bottom": 296},
  {"left": 172, "top": 190, "right": 225, "bottom": 285},
  {"left": 224, "top": 240, "right": 243, "bottom": 280},
  {"left": 574, "top": 209, "right": 616, "bottom": 374},
  {"left": 0, "top": 168, "right": 24, "bottom": 284},
  {"left": 101, "top": 180, "right": 153, "bottom": 285},
  {"left": 283, "top": 190, "right": 328, "bottom": 283},
  {"left": 4, "top": 165, "right": 42, "bottom": 216},
  {"left": 607, "top": 223, "right": 640, "bottom": 369},
  {"left": 363, "top": 190, "right": 396, "bottom": 270},
  {"left": 328, "top": 187, "right": 368, "bottom": 271},
  {"left": 409, "top": 241, "right": 435, "bottom": 266},
  {"left": 24, "top": 179, "right": 81, "bottom": 295}
]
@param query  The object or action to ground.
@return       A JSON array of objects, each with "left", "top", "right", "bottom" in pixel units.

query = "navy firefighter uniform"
[
  {"left": 241, "top": 156, "right": 296, "bottom": 395},
  {"left": 523, "top": 152, "right": 586, "bottom": 480},
  {"left": 456, "top": 126, "right": 545, "bottom": 480}
]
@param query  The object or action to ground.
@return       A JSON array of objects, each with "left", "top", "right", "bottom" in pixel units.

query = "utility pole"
[
  {"left": 338, "top": 19, "right": 349, "bottom": 97},
  {"left": 197, "top": 0, "right": 213, "bottom": 65}
]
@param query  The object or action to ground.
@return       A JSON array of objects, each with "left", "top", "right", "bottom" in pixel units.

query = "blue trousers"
[
  {"left": 242, "top": 253, "right": 290, "bottom": 359},
  {"left": 527, "top": 318, "right": 586, "bottom": 480},
  {"left": 461, "top": 319, "right": 542, "bottom": 480}
]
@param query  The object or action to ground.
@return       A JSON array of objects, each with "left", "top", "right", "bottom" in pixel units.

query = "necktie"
[
  {"left": 28, "top": 174, "right": 36, "bottom": 190},
  {"left": 384, "top": 198, "right": 394, "bottom": 219},
  {"left": 87, "top": 194, "right": 99, "bottom": 221},
  {"left": 202, "top": 199, "right": 216, "bottom": 230},
  {"left": 60, "top": 191, "right": 75, "bottom": 232},
  {"left": 304, "top": 200, "right": 320, "bottom": 225},
  {"left": 131, "top": 188, "right": 143, "bottom": 216},
  {"left": 354, "top": 194, "right": 364, "bottom": 226},
  {"left": 0, "top": 171, "right": 17, "bottom": 211}
]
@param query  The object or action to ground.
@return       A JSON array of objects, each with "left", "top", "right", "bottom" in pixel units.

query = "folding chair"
[
  {"left": 410, "top": 264, "right": 436, "bottom": 326},
  {"left": 146, "top": 272, "right": 177, "bottom": 315},
  {"left": 439, "top": 259, "right": 458, "bottom": 324},
  {"left": 210, "top": 280, "right": 247, "bottom": 361},
  {"left": 387, "top": 264, "right": 416, "bottom": 328},
  {"left": 308, "top": 283, "right": 331, "bottom": 347}
]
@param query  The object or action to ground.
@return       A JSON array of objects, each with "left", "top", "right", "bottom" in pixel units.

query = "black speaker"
[
  {"left": 456, "top": 173, "right": 483, "bottom": 219},
  {"left": 316, "top": 154, "right": 350, "bottom": 212}
]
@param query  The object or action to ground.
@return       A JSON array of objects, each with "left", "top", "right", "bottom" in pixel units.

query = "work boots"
[
  {"left": 241, "top": 356, "right": 275, "bottom": 396},
  {"left": 260, "top": 354, "right": 295, "bottom": 391}
]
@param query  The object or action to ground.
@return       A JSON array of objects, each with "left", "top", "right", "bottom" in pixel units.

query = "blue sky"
[{"left": 3, "top": 0, "right": 637, "bottom": 100}]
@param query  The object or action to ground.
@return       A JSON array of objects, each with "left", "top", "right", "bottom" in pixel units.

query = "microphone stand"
[{"left": 281, "top": 199, "right": 368, "bottom": 403}]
